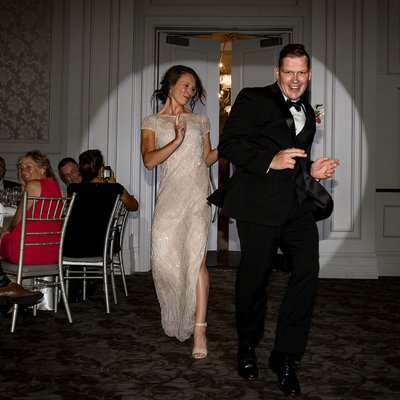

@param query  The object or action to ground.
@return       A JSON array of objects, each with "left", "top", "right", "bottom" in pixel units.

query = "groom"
[{"left": 208, "top": 44, "right": 339, "bottom": 396}]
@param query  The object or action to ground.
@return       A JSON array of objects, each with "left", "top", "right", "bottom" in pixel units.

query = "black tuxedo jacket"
[{"left": 208, "top": 82, "right": 317, "bottom": 226}]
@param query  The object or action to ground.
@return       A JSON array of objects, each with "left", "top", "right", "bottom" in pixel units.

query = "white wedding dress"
[{"left": 141, "top": 112, "right": 212, "bottom": 341}]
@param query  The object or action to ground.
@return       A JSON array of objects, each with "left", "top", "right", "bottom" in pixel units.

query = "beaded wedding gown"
[{"left": 141, "top": 112, "right": 212, "bottom": 341}]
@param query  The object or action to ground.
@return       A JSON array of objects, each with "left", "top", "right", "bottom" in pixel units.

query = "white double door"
[{"left": 157, "top": 32, "right": 288, "bottom": 252}]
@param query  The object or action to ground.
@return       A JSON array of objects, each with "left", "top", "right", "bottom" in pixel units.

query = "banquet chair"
[
  {"left": 110, "top": 199, "right": 129, "bottom": 297},
  {"left": 2, "top": 191, "right": 77, "bottom": 333},
  {"left": 62, "top": 194, "right": 121, "bottom": 313}
]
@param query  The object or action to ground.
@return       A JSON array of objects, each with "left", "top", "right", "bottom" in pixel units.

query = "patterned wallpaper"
[{"left": 0, "top": 0, "right": 51, "bottom": 141}]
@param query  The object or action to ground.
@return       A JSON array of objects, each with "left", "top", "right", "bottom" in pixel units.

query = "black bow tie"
[{"left": 286, "top": 98, "right": 303, "bottom": 112}]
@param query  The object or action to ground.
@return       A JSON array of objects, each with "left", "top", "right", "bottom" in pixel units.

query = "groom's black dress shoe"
[
  {"left": 268, "top": 351, "right": 301, "bottom": 396},
  {"left": 237, "top": 347, "right": 259, "bottom": 381}
]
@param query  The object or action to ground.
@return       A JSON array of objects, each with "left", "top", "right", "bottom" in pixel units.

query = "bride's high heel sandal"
[{"left": 192, "top": 322, "right": 207, "bottom": 359}]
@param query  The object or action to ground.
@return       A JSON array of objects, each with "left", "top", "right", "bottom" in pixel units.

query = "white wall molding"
[
  {"left": 3, "top": 0, "right": 397, "bottom": 277},
  {"left": 319, "top": 252, "right": 379, "bottom": 279},
  {"left": 376, "top": 252, "right": 400, "bottom": 276},
  {"left": 60, "top": 0, "right": 394, "bottom": 277},
  {"left": 2, "top": 0, "right": 65, "bottom": 172},
  {"left": 136, "top": 14, "right": 306, "bottom": 272},
  {"left": 375, "top": 193, "right": 400, "bottom": 273},
  {"left": 375, "top": 0, "right": 400, "bottom": 276},
  {"left": 64, "top": 0, "right": 143, "bottom": 271},
  {"left": 387, "top": 0, "right": 400, "bottom": 73},
  {"left": 150, "top": 0, "right": 298, "bottom": 6}
]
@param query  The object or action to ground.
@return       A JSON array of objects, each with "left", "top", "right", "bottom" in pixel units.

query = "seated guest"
[
  {"left": 64, "top": 149, "right": 139, "bottom": 258},
  {"left": 58, "top": 157, "right": 82, "bottom": 186},
  {"left": 0, "top": 150, "right": 62, "bottom": 265},
  {"left": 0, "top": 156, "right": 21, "bottom": 190}
]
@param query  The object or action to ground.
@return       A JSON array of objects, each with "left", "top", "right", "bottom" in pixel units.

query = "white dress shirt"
[{"left": 284, "top": 95, "right": 306, "bottom": 134}]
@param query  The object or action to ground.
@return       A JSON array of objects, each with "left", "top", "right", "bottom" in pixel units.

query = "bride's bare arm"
[
  {"left": 141, "top": 114, "right": 187, "bottom": 170},
  {"left": 203, "top": 132, "right": 218, "bottom": 167},
  {"left": 141, "top": 129, "right": 182, "bottom": 170}
]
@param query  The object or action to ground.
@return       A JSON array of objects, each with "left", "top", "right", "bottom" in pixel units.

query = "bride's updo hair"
[
  {"left": 78, "top": 149, "right": 104, "bottom": 182},
  {"left": 151, "top": 64, "right": 206, "bottom": 111}
]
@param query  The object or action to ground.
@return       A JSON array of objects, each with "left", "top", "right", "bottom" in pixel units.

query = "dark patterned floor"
[{"left": 0, "top": 268, "right": 399, "bottom": 400}]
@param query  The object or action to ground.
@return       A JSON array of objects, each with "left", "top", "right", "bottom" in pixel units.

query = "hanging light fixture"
[
  {"left": 219, "top": 35, "right": 228, "bottom": 71},
  {"left": 219, "top": 34, "right": 232, "bottom": 114},
  {"left": 220, "top": 74, "right": 231, "bottom": 90}
]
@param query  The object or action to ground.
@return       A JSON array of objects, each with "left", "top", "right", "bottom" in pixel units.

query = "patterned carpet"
[{"left": 0, "top": 268, "right": 399, "bottom": 400}]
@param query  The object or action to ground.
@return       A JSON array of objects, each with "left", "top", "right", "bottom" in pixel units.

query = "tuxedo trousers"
[{"left": 235, "top": 200, "right": 319, "bottom": 360}]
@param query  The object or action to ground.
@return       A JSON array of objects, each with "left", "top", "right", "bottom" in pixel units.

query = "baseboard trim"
[
  {"left": 134, "top": 250, "right": 399, "bottom": 278},
  {"left": 376, "top": 251, "right": 400, "bottom": 277},
  {"left": 318, "top": 252, "right": 379, "bottom": 279}
]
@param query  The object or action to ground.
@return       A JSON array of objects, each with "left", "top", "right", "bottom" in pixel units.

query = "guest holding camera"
[{"left": 63, "top": 149, "right": 138, "bottom": 258}]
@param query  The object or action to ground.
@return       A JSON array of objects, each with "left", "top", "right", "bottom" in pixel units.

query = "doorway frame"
[{"left": 137, "top": 16, "right": 305, "bottom": 271}]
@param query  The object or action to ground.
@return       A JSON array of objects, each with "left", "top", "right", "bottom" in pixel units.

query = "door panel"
[
  {"left": 157, "top": 32, "right": 290, "bottom": 254},
  {"left": 158, "top": 34, "right": 220, "bottom": 250},
  {"left": 228, "top": 36, "right": 289, "bottom": 250},
  {"left": 231, "top": 35, "right": 290, "bottom": 101}
]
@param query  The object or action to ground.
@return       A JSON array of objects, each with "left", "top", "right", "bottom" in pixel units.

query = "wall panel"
[
  {"left": 4, "top": 0, "right": 393, "bottom": 276},
  {"left": 0, "top": 0, "right": 65, "bottom": 177},
  {"left": 387, "top": 0, "right": 400, "bottom": 73}
]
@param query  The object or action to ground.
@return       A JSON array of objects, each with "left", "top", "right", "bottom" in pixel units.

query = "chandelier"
[{"left": 219, "top": 34, "right": 233, "bottom": 115}]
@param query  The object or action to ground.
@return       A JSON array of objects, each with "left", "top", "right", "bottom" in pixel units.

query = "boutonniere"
[{"left": 314, "top": 104, "right": 324, "bottom": 124}]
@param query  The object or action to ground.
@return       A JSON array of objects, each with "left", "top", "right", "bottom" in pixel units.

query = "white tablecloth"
[{"left": 0, "top": 204, "right": 16, "bottom": 228}]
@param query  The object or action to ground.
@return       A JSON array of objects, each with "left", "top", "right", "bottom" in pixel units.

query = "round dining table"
[{"left": 0, "top": 207, "right": 16, "bottom": 231}]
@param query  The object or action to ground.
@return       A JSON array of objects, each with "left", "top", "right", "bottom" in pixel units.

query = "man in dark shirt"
[
  {"left": 0, "top": 157, "right": 21, "bottom": 191},
  {"left": 57, "top": 157, "right": 82, "bottom": 186}
]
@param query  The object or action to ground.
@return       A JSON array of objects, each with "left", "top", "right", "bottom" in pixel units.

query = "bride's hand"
[{"left": 174, "top": 114, "right": 186, "bottom": 144}]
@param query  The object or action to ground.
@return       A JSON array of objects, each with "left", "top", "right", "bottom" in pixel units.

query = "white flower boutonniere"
[{"left": 314, "top": 104, "right": 324, "bottom": 124}]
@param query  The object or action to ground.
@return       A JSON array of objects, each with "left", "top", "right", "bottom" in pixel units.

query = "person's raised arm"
[
  {"left": 203, "top": 132, "right": 218, "bottom": 167},
  {"left": 120, "top": 188, "right": 139, "bottom": 212},
  {"left": 141, "top": 114, "right": 186, "bottom": 170},
  {"left": 103, "top": 170, "right": 138, "bottom": 212}
]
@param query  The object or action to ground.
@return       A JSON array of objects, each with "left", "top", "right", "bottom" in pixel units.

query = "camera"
[{"left": 103, "top": 166, "right": 111, "bottom": 180}]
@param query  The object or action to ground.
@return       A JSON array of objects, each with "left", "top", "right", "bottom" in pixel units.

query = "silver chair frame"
[
  {"left": 110, "top": 199, "right": 129, "bottom": 297},
  {"left": 63, "top": 194, "right": 122, "bottom": 313},
  {"left": 2, "top": 191, "right": 76, "bottom": 332}
]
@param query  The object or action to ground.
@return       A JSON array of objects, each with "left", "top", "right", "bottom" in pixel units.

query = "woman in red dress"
[{"left": 0, "top": 150, "right": 62, "bottom": 265}]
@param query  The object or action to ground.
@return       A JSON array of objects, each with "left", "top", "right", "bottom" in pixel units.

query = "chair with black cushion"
[
  {"left": 110, "top": 199, "right": 130, "bottom": 297},
  {"left": 2, "top": 191, "right": 76, "bottom": 332},
  {"left": 63, "top": 194, "right": 121, "bottom": 313}
]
